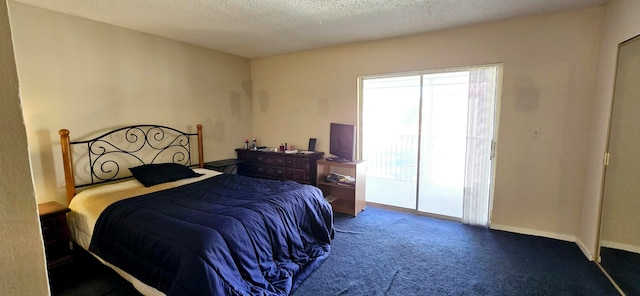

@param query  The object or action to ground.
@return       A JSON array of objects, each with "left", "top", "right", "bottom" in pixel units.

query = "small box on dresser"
[{"left": 38, "top": 201, "right": 74, "bottom": 269}]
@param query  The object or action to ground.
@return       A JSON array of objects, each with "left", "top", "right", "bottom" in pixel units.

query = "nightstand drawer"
[
  {"left": 41, "top": 216, "right": 59, "bottom": 241},
  {"left": 41, "top": 215, "right": 69, "bottom": 241}
]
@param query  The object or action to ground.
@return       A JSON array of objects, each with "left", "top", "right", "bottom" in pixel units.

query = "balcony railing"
[{"left": 363, "top": 134, "right": 419, "bottom": 182}]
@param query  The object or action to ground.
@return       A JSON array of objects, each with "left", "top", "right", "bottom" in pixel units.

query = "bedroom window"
[{"left": 359, "top": 65, "right": 501, "bottom": 226}]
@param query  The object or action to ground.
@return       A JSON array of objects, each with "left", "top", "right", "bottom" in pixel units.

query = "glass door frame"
[{"left": 357, "top": 64, "right": 502, "bottom": 223}]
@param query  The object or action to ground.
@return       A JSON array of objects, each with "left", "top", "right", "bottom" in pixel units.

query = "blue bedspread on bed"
[{"left": 89, "top": 174, "right": 334, "bottom": 295}]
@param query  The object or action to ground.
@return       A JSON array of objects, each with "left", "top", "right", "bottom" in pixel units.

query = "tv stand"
[
  {"left": 316, "top": 159, "right": 366, "bottom": 216},
  {"left": 326, "top": 157, "right": 350, "bottom": 163}
]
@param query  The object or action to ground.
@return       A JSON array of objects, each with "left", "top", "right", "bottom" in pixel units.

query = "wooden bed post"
[
  {"left": 59, "top": 129, "right": 76, "bottom": 204},
  {"left": 197, "top": 124, "right": 204, "bottom": 168}
]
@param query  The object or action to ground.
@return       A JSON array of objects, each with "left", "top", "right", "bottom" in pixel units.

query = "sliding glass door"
[
  {"left": 361, "top": 65, "right": 500, "bottom": 224},
  {"left": 361, "top": 76, "right": 421, "bottom": 210},
  {"left": 417, "top": 71, "right": 469, "bottom": 217}
]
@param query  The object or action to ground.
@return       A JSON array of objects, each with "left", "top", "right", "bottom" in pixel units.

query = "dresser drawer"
[
  {"left": 286, "top": 158, "right": 309, "bottom": 170},
  {"left": 256, "top": 166, "right": 285, "bottom": 178},
  {"left": 255, "top": 154, "right": 285, "bottom": 167},
  {"left": 285, "top": 169, "right": 308, "bottom": 183},
  {"left": 236, "top": 152, "right": 254, "bottom": 161}
]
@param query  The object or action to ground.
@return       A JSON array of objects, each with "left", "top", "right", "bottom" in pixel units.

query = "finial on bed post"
[
  {"left": 59, "top": 129, "right": 76, "bottom": 204},
  {"left": 197, "top": 124, "right": 204, "bottom": 168}
]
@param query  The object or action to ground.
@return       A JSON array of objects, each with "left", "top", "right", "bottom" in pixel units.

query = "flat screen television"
[{"left": 328, "top": 123, "right": 356, "bottom": 162}]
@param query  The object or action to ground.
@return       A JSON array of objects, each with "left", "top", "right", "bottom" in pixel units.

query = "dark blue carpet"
[
  {"left": 291, "top": 206, "right": 618, "bottom": 296},
  {"left": 49, "top": 250, "right": 141, "bottom": 296},
  {"left": 51, "top": 206, "right": 617, "bottom": 295},
  {"left": 600, "top": 247, "right": 640, "bottom": 295}
]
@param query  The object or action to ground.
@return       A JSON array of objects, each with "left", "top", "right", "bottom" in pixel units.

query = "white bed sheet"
[{"left": 67, "top": 168, "right": 221, "bottom": 296}]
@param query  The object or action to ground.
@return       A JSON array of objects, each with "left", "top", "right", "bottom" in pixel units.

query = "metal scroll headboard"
[{"left": 59, "top": 124, "right": 204, "bottom": 203}]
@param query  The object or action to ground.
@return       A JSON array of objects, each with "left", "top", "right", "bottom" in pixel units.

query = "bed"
[{"left": 59, "top": 124, "right": 334, "bottom": 295}]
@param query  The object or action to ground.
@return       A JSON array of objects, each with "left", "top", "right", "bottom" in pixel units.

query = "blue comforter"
[{"left": 89, "top": 174, "right": 334, "bottom": 295}]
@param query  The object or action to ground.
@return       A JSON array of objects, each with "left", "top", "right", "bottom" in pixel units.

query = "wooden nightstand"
[
  {"left": 38, "top": 201, "right": 74, "bottom": 269},
  {"left": 316, "top": 159, "right": 366, "bottom": 216}
]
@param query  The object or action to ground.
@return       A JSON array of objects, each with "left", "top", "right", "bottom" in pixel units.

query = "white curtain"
[{"left": 462, "top": 66, "right": 498, "bottom": 226}]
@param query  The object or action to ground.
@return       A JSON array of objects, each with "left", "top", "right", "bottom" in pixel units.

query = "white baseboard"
[
  {"left": 600, "top": 240, "right": 640, "bottom": 254},
  {"left": 488, "top": 223, "right": 598, "bottom": 259},
  {"left": 574, "top": 237, "right": 594, "bottom": 261},
  {"left": 490, "top": 223, "right": 576, "bottom": 242}
]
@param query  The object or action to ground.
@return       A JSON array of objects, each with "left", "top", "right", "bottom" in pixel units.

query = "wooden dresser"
[{"left": 235, "top": 149, "right": 324, "bottom": 185}]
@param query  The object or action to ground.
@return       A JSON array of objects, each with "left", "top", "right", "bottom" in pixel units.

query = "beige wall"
[
  {"left": 578, "top": 0, "right": 640, "bottom": 258},
  {"left": 0, "top": 0, "right": 49, "bottom": 294},
  {"left": 8, "top": 2, "right": 253, "bottom": 206},
  {"left": 251, "top": 7, "right": 604, "bottom": 245}
]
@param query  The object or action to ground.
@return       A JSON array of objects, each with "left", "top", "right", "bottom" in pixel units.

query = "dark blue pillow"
[{"left": 129, "top": 163, "right": 203, "bottom": 187}]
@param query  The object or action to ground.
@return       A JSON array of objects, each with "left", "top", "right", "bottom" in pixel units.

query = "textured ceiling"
[{"left": 12, "top": 0, "right": 607, "bottom": 58}]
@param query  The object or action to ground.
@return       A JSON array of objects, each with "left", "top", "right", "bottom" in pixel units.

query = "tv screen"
[{"left": 329, "top": 123, "right": 355, "bottom": 162}]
